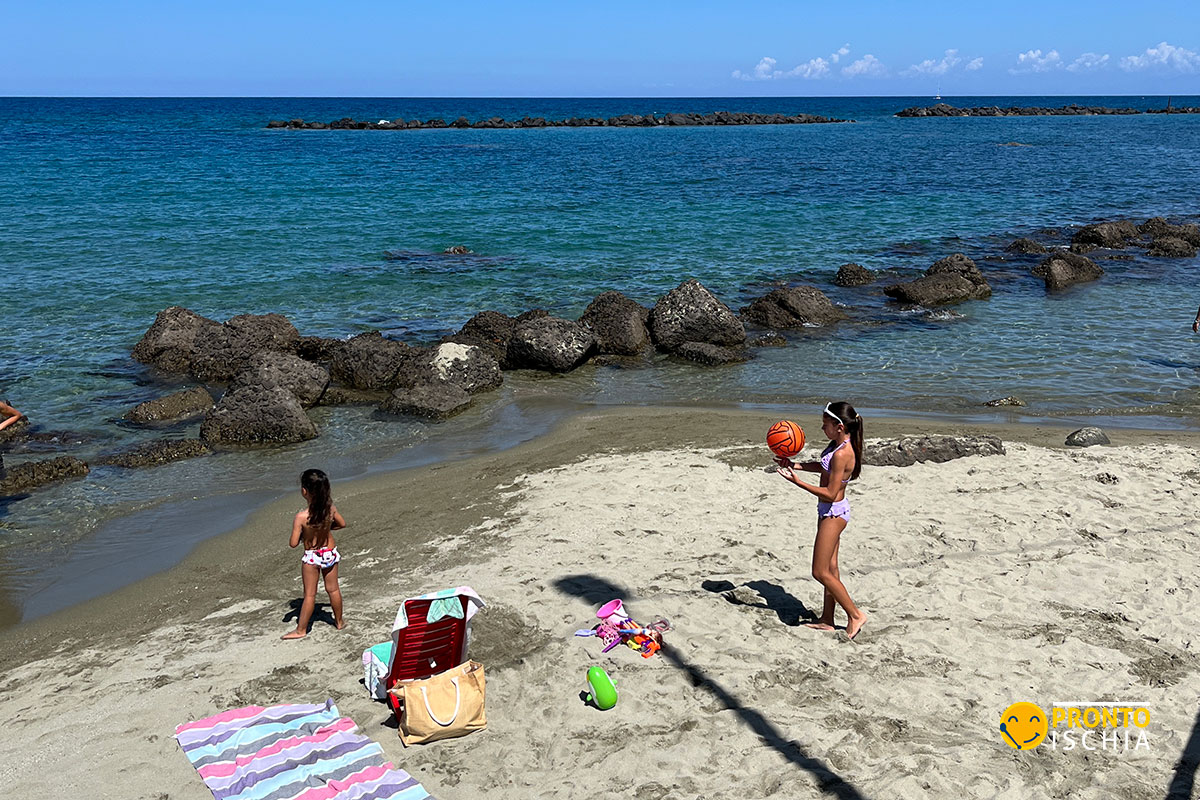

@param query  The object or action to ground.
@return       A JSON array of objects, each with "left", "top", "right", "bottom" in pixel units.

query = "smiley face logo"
[{"left": 1000, "top": 702, "right": 1048, "bottom": 750}]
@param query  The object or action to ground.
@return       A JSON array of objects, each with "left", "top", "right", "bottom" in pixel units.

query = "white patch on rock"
[{"left": 431, "top": 343, "right": 475, "bottom": 379}]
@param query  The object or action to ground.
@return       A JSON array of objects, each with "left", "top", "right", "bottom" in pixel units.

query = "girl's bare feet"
[
  {"left": 281, "top": 629, "right": 307, "bottom": 640},
  {"left": 844, "top": 613, "right": 868, "bottom": 641},
  {"left": 803, "top": 620, "right": 836, "bottom": 631},
  {"left": 336, "top": 622, "right": 346, "bottom": 631}
]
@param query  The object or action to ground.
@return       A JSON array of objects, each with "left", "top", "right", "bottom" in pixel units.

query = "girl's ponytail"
[
  {"left": 827, "top": 401, "right": 864, "bottom": 481},
  {"left": 301, "top": 468, "right": 332, "bottom": 529}
]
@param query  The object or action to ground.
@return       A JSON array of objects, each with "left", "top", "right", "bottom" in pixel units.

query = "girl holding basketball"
[{"left": 775, "top": 401, "right": 867, "bottom": 640}]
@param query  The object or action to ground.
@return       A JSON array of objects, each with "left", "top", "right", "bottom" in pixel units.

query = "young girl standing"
[
  {"left": 282, "top": 468, "right": 347, "bottom": 640},
  {"left": 775, "top": 401, "right": 868, "bottom": 640}
]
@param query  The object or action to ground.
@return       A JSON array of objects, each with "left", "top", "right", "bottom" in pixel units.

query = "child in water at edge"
[
  {"left": 282, "top": 468, "right": 346, "bottom": 640},
  {"left": 774, "top": 401, "right": 868, "bottom": 641}
]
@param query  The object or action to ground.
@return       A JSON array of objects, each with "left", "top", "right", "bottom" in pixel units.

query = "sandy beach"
[{"left": 2, "top": 406, "right": 1199, "bottom": 799}]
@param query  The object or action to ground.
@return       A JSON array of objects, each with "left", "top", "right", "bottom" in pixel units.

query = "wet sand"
[{"left": 1, "top": 406, "right": 1198, "bottom": 798}]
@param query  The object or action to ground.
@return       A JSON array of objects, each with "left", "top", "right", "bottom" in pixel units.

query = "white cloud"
[
  {"left": 965, "top": 57, "right": 984, "bottom": 71},
  {"left": 1067, "top": 52, "right": 1110, "bottom": 72},
  {"left": 1009, "top": 49, "right": 1063, "bottom": 74},
  {"left": 842, "top": 54, "right": 887, "bottom": 78},
  {"left": 732, "top": 45, "right": 852, "bottom": 80},
  {"left": 904, "top": 49, "right": 962, "bottom": 76},
  {"left": 1119, "top": 41, "right": 1200, "bottom": 72}
]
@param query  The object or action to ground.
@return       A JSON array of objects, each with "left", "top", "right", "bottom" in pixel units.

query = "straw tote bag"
[{"left": 390, "top": 660, "right": 487, "bottom": 746}]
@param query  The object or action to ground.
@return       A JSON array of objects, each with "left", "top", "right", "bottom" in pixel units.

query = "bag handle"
[{"left": 420, "top": 677, "right": 461, "bottom": 727}]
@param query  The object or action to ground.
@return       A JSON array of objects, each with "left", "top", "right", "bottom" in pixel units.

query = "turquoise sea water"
[{"left": 2, "top": 96, "right": 1200, "bottom": 622}]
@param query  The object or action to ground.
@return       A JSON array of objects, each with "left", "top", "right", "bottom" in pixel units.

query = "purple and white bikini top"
[{"left": 820, "top": 440, "right": 852, "bottom": 483}]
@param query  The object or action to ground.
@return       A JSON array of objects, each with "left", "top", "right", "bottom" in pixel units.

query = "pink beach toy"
[{"left": 596, "top": 599, "right": 628, "bottom": 624}]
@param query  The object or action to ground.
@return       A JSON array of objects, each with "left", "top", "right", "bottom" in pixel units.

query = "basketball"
[{"left": 767, "top": 420, "right": 805, "bottom": 458}]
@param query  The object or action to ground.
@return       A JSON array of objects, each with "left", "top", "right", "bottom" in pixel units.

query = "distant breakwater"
[
  {"left": 266, "top": 111, "right": 850, "bottom": 130},
  {"left": 896, "top": 102, "right": 1200, "bottom": 118}
]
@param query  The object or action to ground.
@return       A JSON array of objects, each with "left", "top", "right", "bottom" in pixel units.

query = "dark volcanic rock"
[
  {"left": 445, "top": 311, "right": 517, "bottom": 366},
  {"left": 124, "top": 387, "right": 214, "bottom": 424},
  {"left": 740, "top": 286, "right": 846, "bottom": 329},
  {"left": 833, "top": 263, "right": 876, "bottom": 286},
  {"left": 317, "top": 386, "right": 388, "bottom": 406},
  {"left": 0, "top": 456, "right": 90, "bottom": 495},
  {"left": 1032, "top": 251, "right": 1103, "bottom": 290},
  {"left": 1148, "top": 237, "right": 1198, "bottom": 258},
  {"left": 1065, "top": 427, "right": 1110, "bottom": 447},
  {"left": 648, "top": 279, "right": 746, "bottom": 351},
  {"left": 297, "top": 336, "right": 344, "bottom": 363},
  {"left": 507, "top": 317, "right": 596, "bottom": 372},
  {"left": 749, "top": 333, "right": 789, "bottom": 348},
  {"left": 1138, "top": 218, "right": 1200, "bottom": 245},
  {"left": 864, "top": 435, "right": 1005, "bottom": 467},
  {"left": 199, "top": 384, "right": 317, "bottom": 445},
  {"left": 674, "top": 342, "right": 750, "bottom": 366},
  {"left": 1071, "top": 221, "right": 1139, "bottom": 249},
  {"left": 443, "top": 245, "right": 472, "bottom": 255},
  {"left": 189, "top": 313, "right": 301, "bottom": 383},
  {"left": 394, "top": 343, "right": 502, "bottom": 393},
  {"left": 328, "top": 332, "right": 414, "bottom": 390},
  {"left": 983, "top": 396, "right": 1026, "bottom": 407},
  {"left": 883, "top": 253, "right": 991, "bottom": 306},
  {"left": 380, "top": 383, "right": 472, "bottom": 420},
  {"left": 95, "top": 439, "right": 210, "bottom": 468},
  {"left": 580, "top": 291, "right": 651, "bottom": 355},
  {"left": 1004, "top": 238, "right": 1049, "bottom": 255},
  {"left": 895, "top": 103, "right": 1158, "bottom": 118},
  {"left": 230, "top": 352, "right": 330, "bottom": 407},
  {"left": 131, "top": 307, "right": 222, "bottom": 374}
]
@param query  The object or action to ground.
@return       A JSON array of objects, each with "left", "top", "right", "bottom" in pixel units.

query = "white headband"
[{"left": 823, "top": 403, "right": 844, "bottom": 425}]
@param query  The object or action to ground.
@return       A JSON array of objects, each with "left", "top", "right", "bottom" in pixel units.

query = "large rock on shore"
[
  {"left": 297, "top": 336, "right": 345, "bottom": 363},
  {"left": 0, "top": 456, "right": 90, "bottom": 495},
  {"left": 381, "top": 383, "right": 472, "bottom": 420},
  {"left": 230, "top": 352, "right": 329, "bottom": 407},
  {"left": 833, "top": 263, "right": 876, "bottom": 286},
  {"left": 123, "top": 387, "right": 214, "bottom": 424},
  {"left": 1065, "top": 427, "right": 1110, "bottom": 447},
  {"left": 394, "top": 343, "right": 502, "bottom": 393},
  {"left": 199, "top": 384, "right": 317, "bottom": 445},
  {"left": 507, "top": 317, "right": 596, "bottom": 372},
  {"left": 1071, "top": 221, "right": 1139, "bottom": 249},
  {"left": 883, "top": 253, "right": 991, "bottom": 306},
  {"left": 648, "top": 279, "right": 745, "bottom": 351},
  {"left": 131, "top": 307, "right": 221, "bottom": 373},
  {"left": 189, "top": 313, "right": 301, "bottom": 383},
  {"left": 1032, "top": 251, "right": 1103, "bottom": 290},
  {"left": 1148, "top": 237, "right": 1198, "bottom": 258},
  {"left": 580, "top": 291, "right": 651, "bottom": 355},
  {"left": 95, "top": 439, "right": 210, "bottom": 468},
  {"left": 328, "top": 332, "right": 414, "bottom": 390},
  {"left": 445, "top": 311, "right": 517, "bottom": 366},
  {"left": 864, "top": 435, "right": 1005, "bottom": 467},
  {"left": 740, "top": 286, "right": 846, "bottom": 329}
]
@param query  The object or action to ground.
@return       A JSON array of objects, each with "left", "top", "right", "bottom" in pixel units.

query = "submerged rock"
[
  {"left": 380, "top": 383, "right": 472, "bottom": 420},
  {"left": 124, "top": 387, "right": 215, "bottom": 424},
  {"left": 1147, "top": 237, "right": 1197, "bottom": 258},
  {"left": 983, "top": 396, "right": 1026, "bottom": 407},
  {"left": 1138, "top": 218, "right": 1200, "bottom": 245},
  {"left": 0, "top": 456, "right": 90, "bottom": 495},
  {"left": 1004, "top": 238, "right": 1049, "bottom": 255},
  {"left": 1032, "top": 251, "right": 1103, "bottom": 290},
  {"left": 674, "top": 342, "right": 750, "bottom": 366},
  {"left": 95, "top": 439, "right": 210, "bottom": 468},
  {"left": 864, "top": 435, "right": 1005, "bottom": 467},
  {"left": 740, "top": 286, "right": 846, "bottom": 329},
  {"left": 648, "top": 279, "right": 746, "bottom": 352},
  {"left": 1065, "top": 427, "right": 1110, "bottom": 447}
]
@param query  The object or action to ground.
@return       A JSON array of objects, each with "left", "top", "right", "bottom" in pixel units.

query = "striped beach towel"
[{"left": 175, "top": 699, "right": 435, "bottom": 800}]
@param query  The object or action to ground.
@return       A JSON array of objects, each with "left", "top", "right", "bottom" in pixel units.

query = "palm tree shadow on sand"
[{"left": 554, "top": 574, "right": 865, "bottom": 800}]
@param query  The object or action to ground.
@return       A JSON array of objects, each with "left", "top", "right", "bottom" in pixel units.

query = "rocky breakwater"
[
  {"left": 266, "top": 110, "right": 850, "bottom": 130},
  {"left": 896, "top": 102, "right": 1200, "bottom": 117}
]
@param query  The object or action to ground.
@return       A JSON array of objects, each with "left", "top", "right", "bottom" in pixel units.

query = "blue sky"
[{"left": 2, "top": 0, "right": 1199, "bottom": 96}]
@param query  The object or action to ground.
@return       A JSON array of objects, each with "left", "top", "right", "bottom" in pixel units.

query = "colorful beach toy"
[{"left": 585, "top": 666, "right": 618, "bottom": 710}]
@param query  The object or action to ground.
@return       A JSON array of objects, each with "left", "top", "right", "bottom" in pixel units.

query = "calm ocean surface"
[{"left": 2, "top": 96, "right": 1199, "bottom": 623}]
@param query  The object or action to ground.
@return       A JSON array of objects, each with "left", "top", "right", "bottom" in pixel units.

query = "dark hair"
[
  {"left": 825, "top": 401, "right": 864, "bottom": 481},
  {"left": 301, "top": 468, "right": 332, "bottom": 531}
]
